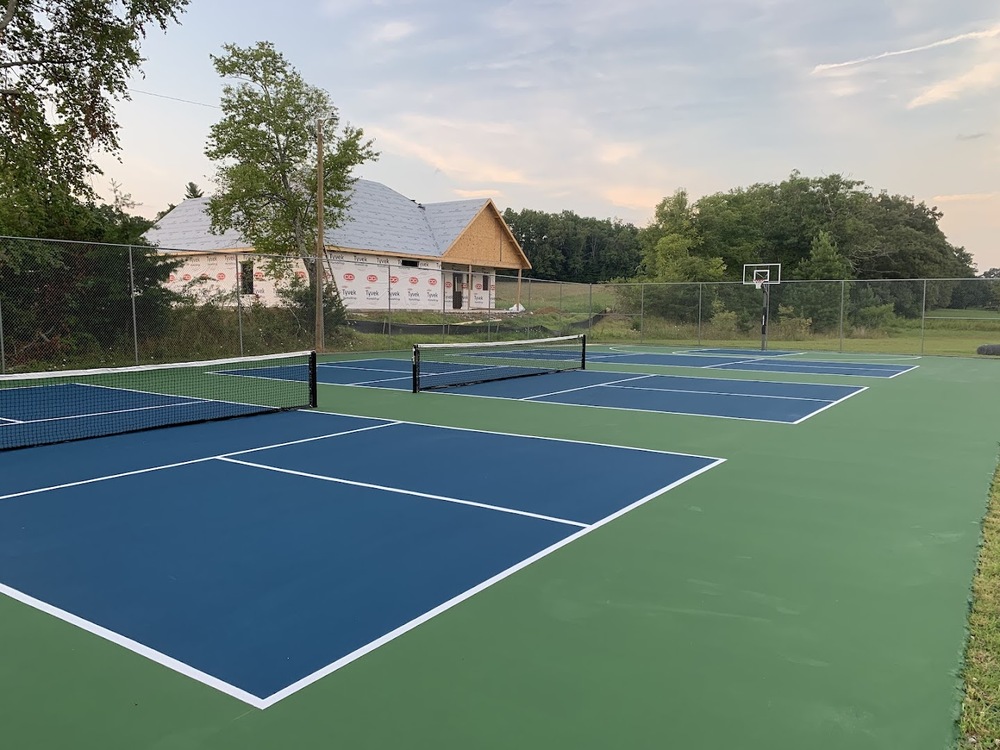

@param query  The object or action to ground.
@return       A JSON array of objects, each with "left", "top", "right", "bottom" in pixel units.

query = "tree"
[
  {"left": 1, "top": 0, "right": 189, "bottom": 199},
  {"left": 183, "top": 182, "right": 204, "bottom": 199},
  {"left": 638, "top": 190, "right": 725, "bottom": 282},
  {"left": 781, "top": 230, "right": 852, "bottom": 330},
  {"left": 205, "top": 41, "right": 377, "bottom": 297},
  {"left": 0, "top": 189, "right": 181, "bottom": 367}
]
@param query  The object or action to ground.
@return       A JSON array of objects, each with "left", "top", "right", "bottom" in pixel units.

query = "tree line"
[{"left": 504, "top": 172, "right": 987, "bottom": 286}]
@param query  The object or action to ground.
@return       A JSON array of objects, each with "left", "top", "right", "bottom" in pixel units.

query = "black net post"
[
  {"left": 308, "top": 351, "right": 318, "bottom": 408},
  {"left": 581, "top": 334, "right": 587, "bottom": 370},
  {"left": 411, "top": 345, "right": 420, "bottom": 393}
]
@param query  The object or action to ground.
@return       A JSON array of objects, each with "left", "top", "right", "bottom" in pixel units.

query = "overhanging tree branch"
[{"left": 0, "top": 0, "right": 18, "bottom": 38}]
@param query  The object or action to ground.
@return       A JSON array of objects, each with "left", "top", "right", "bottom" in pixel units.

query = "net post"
[
  {"left": 411, "top": 345, "right": 420, "bottom": 393},
  {"left": 581, "top": 334, "right": 587, "bottom": 370},
  {"left": 308, "top": 351, "right": 318, "bottom": 408}
]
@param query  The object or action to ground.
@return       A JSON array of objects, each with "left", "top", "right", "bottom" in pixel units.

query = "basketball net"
[{"left": 753, "top": 279, "right": 766, "bottom": 291}]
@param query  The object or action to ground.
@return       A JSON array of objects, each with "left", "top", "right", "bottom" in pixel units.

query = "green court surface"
[{"left": 2, "top": 348, "right": 998, "bottom": 749}]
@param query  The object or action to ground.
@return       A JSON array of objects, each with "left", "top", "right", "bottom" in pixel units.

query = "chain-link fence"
[{"left": 3, "top": 235, "right": 1000, "bottom": 374}]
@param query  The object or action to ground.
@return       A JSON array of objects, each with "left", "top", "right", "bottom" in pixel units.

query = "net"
[
  {"left": 412, "top": 335, "right": 586, "bottom": 392},
  {"left": 0, "top": 351, "right": 317, "bottom": 451}
]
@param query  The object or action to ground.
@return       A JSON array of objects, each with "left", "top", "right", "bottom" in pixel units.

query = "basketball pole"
[{"left": 760, "top": 281, "right": 770, "bottom": 351}]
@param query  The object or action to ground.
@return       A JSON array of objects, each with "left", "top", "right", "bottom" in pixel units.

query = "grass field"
[
  {"left": 960, "top": 465, "right": 1000, "bottom": 748},
  {"left": 1, "top": 347, "right": 999, "bottom": 749}
]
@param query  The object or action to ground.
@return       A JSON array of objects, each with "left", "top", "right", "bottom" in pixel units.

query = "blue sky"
[{"left": 93, "top": 0, "right": 1000, "bottom": 271}]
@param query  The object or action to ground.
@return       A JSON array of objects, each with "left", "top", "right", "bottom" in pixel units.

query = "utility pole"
[{"left": 315, "top": 117, "right": 326, "bottom": 352}]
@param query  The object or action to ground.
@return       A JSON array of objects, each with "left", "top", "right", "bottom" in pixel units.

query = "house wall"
[
  {"left": 327, "top": 252, "right": 444, "bottom": 311},
  {"left": 164, "top": 253, "right": 288, "bottom": 306},
  {"left": 161, "top": 252, "right": 497, "bottom": 312}
]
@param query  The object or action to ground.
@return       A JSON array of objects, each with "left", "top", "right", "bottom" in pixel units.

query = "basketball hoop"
[{"left": 753, "top": 278, "right": 766, "bottom": 291}]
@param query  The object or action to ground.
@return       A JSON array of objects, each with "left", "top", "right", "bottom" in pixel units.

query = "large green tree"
[
  {"left": 205, "top": 41, "right": 377, "bottom": 272},
  {"left": 638, "top": 190, "right": 725, "bottom": 282},
  {"left": 0, "top": 0, "right": 189, "bottom": 203}
]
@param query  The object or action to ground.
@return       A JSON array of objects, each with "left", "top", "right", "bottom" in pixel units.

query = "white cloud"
[
  {"left": 812, "top": 22, "right": 1000, "bottom": 73},
  {"left": 908, "top": 62, "right": 1000, "bottom": 107},
  {"left": 369, "top": 123, "right": 530, "bottom": 185},
  {"left": 453, "top": 188, "right": 503, "bottom": 199},
  {"left": 597, "top": 142, "right": 642, "bottom": 165},
  {"left": 601, "top": 184, "right": 666, "bottom": 212},
  {"left": 932, "top": 192, "right": 1000, "bottom": 202},
  {"left": 370, "top": 20, "right": 417, "bottom": 44}
]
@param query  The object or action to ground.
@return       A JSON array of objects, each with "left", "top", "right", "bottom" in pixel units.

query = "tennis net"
[
  {"left": 412, "top": 334, "right": 586, "bottom": 392},
  {"left": 0, "top": 350, "right": 317, "bottom": 451}
]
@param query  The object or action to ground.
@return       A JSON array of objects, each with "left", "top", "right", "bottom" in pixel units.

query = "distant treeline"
[{"left": 503, "top": 171, "right": 988, "bottom": 285}]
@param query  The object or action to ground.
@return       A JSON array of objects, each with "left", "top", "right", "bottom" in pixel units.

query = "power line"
[{"left": 128, "top": 88, "right": 219, "bottom": 108}]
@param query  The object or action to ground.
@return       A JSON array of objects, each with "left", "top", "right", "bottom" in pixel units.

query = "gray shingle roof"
[
  {"left": 145, "top": 179, "right": 487, "bottom": 258},
  {"left": 144, "top": 197, "right": 246, "bottom": 251}
]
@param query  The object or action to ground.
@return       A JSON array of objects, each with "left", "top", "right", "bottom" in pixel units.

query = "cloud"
[
  {"left": 369, "top": 122, "right": 530, "bottom": 185},
  {"left": 453, "top": 188, "right": 503, "bottom": 199},
  {"left": 601, "top": 184, "right": 667, "bottom": 212},
  {"left": 370, "top": 20, "right": 417, "bottom": 44},
  {"left": 812, "top": 22, "right": 1000, "bottom": 73},
  {"left": 932, "top": 193, "right": 999, "bottom": 202},
  {"left": 908, "top": 62, "right": 1000, "bottom": 107},
  {"left": 597, "top": 142, "right": 642, "bottom": 165},
  {"left": 957, "top": 132, "right": 990, "bottom": 141}
]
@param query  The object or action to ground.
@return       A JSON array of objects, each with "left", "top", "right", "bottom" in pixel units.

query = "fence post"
[
  {"left": 235, "top": 256, "right": 245, "bottom": 356},
  {"left": 639, "top": 283, "right": 645, "bottom": 342},
  {"left": 920, "top": 279, "right": 927, "bottom": 355},
  {"left": 0, "top": 277, "right": 5, "bottom": 375},
  {"left": 839, "top": 279, "right": 845, "bottom": 353},
  {"left": 697, "top": 283, "right": 703, "bottom": 346},
  {"left": 441, "top": 269, "right": 447, "bottom": 343},
  {"left": 588, "top": 283, "right": 593, "bottom": 334},
  {"left": 387, "top": 267, "right": 392, "bottom": 349},
  {"left": 128, "top": 246, "right": 139, "bottom": 365}
]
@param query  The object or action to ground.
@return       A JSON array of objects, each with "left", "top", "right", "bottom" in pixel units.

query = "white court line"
[
  {"left": 702, "top": 357, "right": 768, "bottom": 369},
  {"left": 218, "top": 457, "right": 589, "bottom": 529},
  {"left": 353, "top": 375, "right": 413, "bottom": 386},
  {"left": 887, "top": 365, "right": 920, "bottom": 378},
  {"left": 603, "top": 383, "right": 832, "bottom": 403},
  {"left": 316, "top": 363, "right": 410, "bottom": 375},
  {"left": 521, "top": 374, "right": 655, "bottom": 401},
  {"left": 0, "top": 581, "right": 267, "bottom": 709},
  {"left": 0, "top": 421, "right": 399, "bottom": 502},
  {"left": 296, "top": 409, "right": 726, "bottom": 461},
  {"left": 77, "top": 382, "right": 287, "bottom": 413},
  {"left": 399, "top": 385, "right": 798, "bottom": 424},
  {"left": 791, "top": 386, "right": 869, "bottom": 424},
  {"left": 257, "top": 456, "right": 726, "bottom": 708},
  {"left": 716, "top": 360, "right": 912, "bottom": 374},
  {"left": 671, "top": 349, "right": 804, "bottom": 358},
  {"left": 0, "top": 417, "right": 25, "bottom": 425},
  {"left": 14, "top": 399, "right": 205, "bottom": 426}
]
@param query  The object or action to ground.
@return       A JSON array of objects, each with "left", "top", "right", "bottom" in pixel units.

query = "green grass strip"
[{"left": 960, "top": 461, "right": 1000, "bottom": 748}]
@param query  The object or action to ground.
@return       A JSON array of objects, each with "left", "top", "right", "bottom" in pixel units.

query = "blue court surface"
[
  {"left": 311, "top": 359, "right": 868, "bottom": 423},
  {"left": 0, "top": 410, "right": 723, "bottom": 708}
]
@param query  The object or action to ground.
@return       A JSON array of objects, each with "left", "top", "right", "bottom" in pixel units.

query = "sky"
[{"left": 93, "top": 0, "right": 1000, "bottom": 271}]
